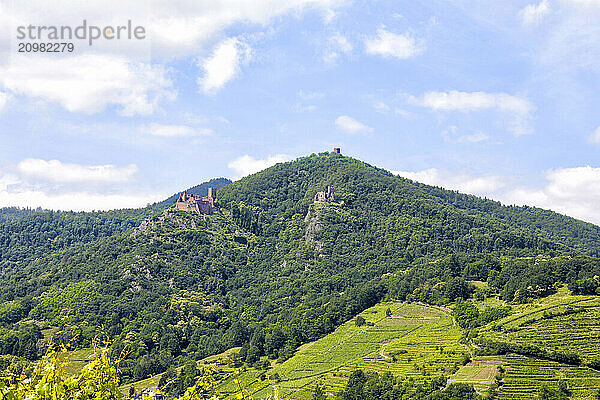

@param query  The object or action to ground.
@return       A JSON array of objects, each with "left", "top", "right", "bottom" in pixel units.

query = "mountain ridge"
[{"left": 0, "top": 151, "right": 599, "bottom": 386}]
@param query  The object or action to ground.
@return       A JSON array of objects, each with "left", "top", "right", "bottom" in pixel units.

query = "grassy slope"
[
  {"left": 51, "top": 290, "right": 600, "bottom": 399},
  {"left": 119, "top": 347, "right": 241, "bottom": 394},
  {"left": 214, "top": 289, "right": 600, "bottom": 400},
  {"left": 447, "top": 287, "right": 600, "bottom": 399},
  {"left": 217, "top": 302, "right": 468, "bottom": 400},
  {"left": 478, "top": 286, "right": 600, "bottom": 364},
  {"left": 451, "top": 353, "right": 600, "bottom": 400}
]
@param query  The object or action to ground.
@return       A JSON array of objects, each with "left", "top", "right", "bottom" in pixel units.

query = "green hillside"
[
  {"left": 211, "top": 287, "right": 600, "bottom": 399},
  {"left": 216, "top": 301, "right": 467, "bottom": 399},
  {"left": 0, "top": 178, "right": 231, "bottom": 277},
  {"left": 455, "top": 287, "right": 600, "bottom": 399},
  {"left": 156, "top": 177, "right": 232, "bottom": 207},
  {"left": 0, "top": 207, "right": 163, "bottom": 276},
  {"left": 1, "top": 152, "right": 599, "bottom": 396},
  {"left": 477, "top": 287, "right": 600, "bottom": 368}
]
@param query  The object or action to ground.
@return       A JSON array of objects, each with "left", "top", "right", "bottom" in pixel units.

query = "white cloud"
[
  {"left": 393, "top": 168, "right": 506, "bottom": 195},
  {"left": 148, "top": 0, "right": 345, "bottom": 56},
  {"left": 140, "top": 123, "right": 212, "bottom": 137},
  {"left": 588, "top": 126, "right": 600, "bottom": 143},
  {"left": 0, "top": 159, "right": 161, "bottom": 211},
  {"left": 2, "top": 0, "right": 345, "bottom": 59},
  {"left": 519, "top": 0, "right": 551, "bottom": 25},
  {"left": 198, "top": 37, "right": 252, "bottom": 95},
  {"left": 411, "top": 90, "right": 534, "bottom": 135},
  {"left": 365, "top": 29, "right": 422, "bottom": 59},
  {"left": 503, "top": 166, "right": 600, "bottom": 225},
  {"left": 414, "top": 91, "right": 533, "bottom": 114},
  {"left": 323, "top": 33, "right": 353, "bottom": 63},
  {"left": 335, "top": 115, "right": 373, "bottom": 134},
  {"left": 0, "top": 188, "right": 164, "bottom": 212},
  {"left": 458, "top": 131, "right": 490, "bottom": 143},
  {"left": 0, "top": 174, "right": 20, "bottom": 192},
  {"left": 0, "top": 91, "right": 9, "bottom": 112},
  {"left": 374, "top": 102, "right": 390, "bottom": 114},
  {"left": 442, "top": 126, "right": 490, "bottom": 143},
  {"left": 0, "top": 55, "right": 174, "bottom": 115},
  {"left": 537, "top": 1, "right": 600, "bottom": 70},
  {"left": 17, "top": 159, "right": 138, "bottom": 183},
  {"left": 0, "top": 0, "right": 344, "bottom": 110},
  {"left": 228, "top": 154, "right": 293, "bottom": 179},
  {"left": 323, "top": 8, "right": 337, "bottom": 24},
  {"left": 395, "top": 108, "right": 416, "bottom": 119}
]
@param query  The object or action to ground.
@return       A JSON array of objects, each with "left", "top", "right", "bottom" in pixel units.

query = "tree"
[
  {"left": 445, "top": 277, "right": 473, "bottom": 301},
  {"left": 313, "top": 384, "right": 327, "bottom": 400},
  {"left": 453, "top": 301, "right": 479, "bottom": 329},
  {"left": 355, "top": 316, "right": 366, "bottom": 327},
  {"left": 337, "top": 370, "right": 367, "bottom": 400},
  {"left": 537, "top": 380, "right": 571, "bottom": 400}
]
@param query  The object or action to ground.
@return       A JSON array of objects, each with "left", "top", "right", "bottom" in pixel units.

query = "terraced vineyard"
[
  {"left": 498, "top": 354, "right": 600, "bottom": 399},
  {"left": 216, "top": 302, "right": 469, "bottom": 399},
  {"left": 448, "top": 356, "right": 503, "bottom": 394},
  {"left": 478, "top": 290, "right": 600, "bottom": 366},
  {"left": 451, "top": 354, "right": 600, "bottom": 399}
]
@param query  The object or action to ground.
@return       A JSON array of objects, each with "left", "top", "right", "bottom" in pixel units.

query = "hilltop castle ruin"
[
  {"left": 175, "top": 188, "right": 217, "bottom": 214},
  {"left": 314, "top": 186, "right": 336, "bottom": 203}
]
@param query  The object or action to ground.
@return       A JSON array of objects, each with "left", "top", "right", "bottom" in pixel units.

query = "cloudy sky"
[{"left": 0, "top": 0, "right": 599, "bottom": 225}]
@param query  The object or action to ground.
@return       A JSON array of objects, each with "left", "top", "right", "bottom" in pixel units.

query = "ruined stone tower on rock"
[
  {"left": 174, "top": 188, "right": 217, "bottom": 214},
  {"left": 314, "top": 186, "right": 336, "bottom": 203}
]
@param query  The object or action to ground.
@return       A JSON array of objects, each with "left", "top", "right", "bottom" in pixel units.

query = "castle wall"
[{"left": 174, "top": 190, "right": 217, "bottom": 214}]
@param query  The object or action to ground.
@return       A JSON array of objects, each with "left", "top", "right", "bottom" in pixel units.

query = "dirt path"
[
  {"left": 417, "top": 302, "right": 452, "bottom": 315},
  {"left": 380, "top": 343, "right": 390, "bottom": 360}
]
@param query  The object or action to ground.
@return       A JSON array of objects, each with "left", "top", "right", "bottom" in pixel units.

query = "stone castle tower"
[
  {"left": 314, "top": 186, "right": 335, "bottom": 203},
  {"left": 175, "top": 187, "right": 217, "bottom": 214}
]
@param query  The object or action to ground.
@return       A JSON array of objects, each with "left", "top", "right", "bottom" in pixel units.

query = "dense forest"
[
  {"left": 0, "top": 207, "right": 161, "bottom": 275},
  {"left": 0, "top": 178, "right": 231, "bottom": 276},
  {"left": 0, "top": 152, "right": 599, "bottom": 386}
]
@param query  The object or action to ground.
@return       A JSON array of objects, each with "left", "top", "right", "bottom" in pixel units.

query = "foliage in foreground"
[{"left": 0, "top": 338, "right": 225, "bottom": 400}]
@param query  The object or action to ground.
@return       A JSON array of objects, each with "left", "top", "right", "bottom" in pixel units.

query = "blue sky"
[{"left": 0, "top": 0, "right": 599, "bottom": 224}]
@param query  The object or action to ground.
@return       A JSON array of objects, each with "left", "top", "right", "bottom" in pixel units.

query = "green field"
[
  {"left": 478, "top": 287, "right": 600, "bottom": 365},
  {"left": 52, "top": 288, "right": 600, "bottom": 399},
  {"left": 498, "top": 354, "right": 600, "bottom": 399},
  {"left": 465, "top": 287, "right": 600, "bottom": 399},
  {"left": 450, "top": 353, "right": 600, "bottom": 399},
  {"left": 50, "top": 291, "right": 600, "bottom": 399},
  {"left": 216, "top": 302, "right": 469, "bottom": 399},
  {"left": 448, "top": 356, "right": 503, "bottom": 394}
]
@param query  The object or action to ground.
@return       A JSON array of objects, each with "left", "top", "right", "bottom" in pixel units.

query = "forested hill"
[
  {"left": 216, "top": 152, "right": 600, "bottom": 256},
  {"left": 0, "top": 178, "right": 231, "bottom": 275},
  {"left": 416, "top": 183, "right": 600, "bottom": 257},
  {"left": 156, "top": 177, "right": 232, "bottom": 207},
  {"left": 0, "top": 151, "right": 599, "bottom": 384},
  {"left": 0, "top": 207, "right": 162, "bottom": 275}
]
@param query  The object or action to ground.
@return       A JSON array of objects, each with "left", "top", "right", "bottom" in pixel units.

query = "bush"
[
  {"left": 453, "top": 301, "right": 479, "bottom": 329},
  {"left": 478, "top": 306, "right": 512, "bottom": 325}
]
